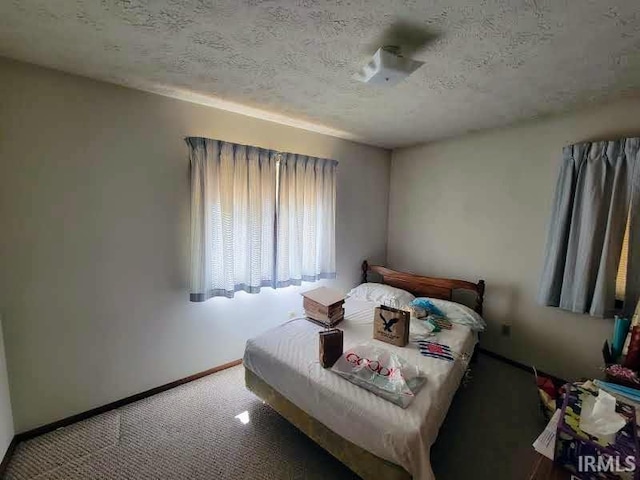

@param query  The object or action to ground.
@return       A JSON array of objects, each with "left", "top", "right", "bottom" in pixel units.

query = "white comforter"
[{"left": 243, "top": 298, "right": 477, "bottom": 480}]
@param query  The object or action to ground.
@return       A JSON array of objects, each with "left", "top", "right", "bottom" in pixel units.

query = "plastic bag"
[{"left": 331, "top": 343, "right": 427, "bottom": 408}]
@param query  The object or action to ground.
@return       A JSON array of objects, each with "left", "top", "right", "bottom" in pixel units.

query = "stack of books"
[{"left": 301, "top": 287, "right": 345, "bottom": 327}]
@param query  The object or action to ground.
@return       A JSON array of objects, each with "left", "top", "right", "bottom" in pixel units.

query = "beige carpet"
[{"left": 4, "top": 354, "right": 545, "bottom": 480}]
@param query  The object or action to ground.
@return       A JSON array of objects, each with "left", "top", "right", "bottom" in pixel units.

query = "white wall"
[
  {"left": 388, "top": 96, "right": 640, "bottom": 381},
  {"left": 0, "top": 318, "right": 14, "bottom": 458},
  {"left": 0, "top": 58, "right": 390, "bottom": 432}
]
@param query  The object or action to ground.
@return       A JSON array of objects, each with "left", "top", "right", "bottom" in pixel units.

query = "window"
[
  {"left": 186, "top": 137, "right": 337, "bottom": 301},
  {"left": 275, "top": 152, "right": 337, "bottom": 288},
  {"left": 616, "top": 214, "right": 630, "bottom": 305}
]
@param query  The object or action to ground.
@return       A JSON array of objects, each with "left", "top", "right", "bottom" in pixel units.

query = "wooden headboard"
[{"left": 361, "top": 260, "right": 485, "bottom": 315}]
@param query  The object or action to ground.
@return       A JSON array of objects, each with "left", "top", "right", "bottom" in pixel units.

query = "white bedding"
[{"left": 243, "top": 298, "right": 477, "bottom": 480}]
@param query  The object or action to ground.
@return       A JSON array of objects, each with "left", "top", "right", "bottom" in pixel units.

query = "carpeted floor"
[{"left": 4, "top": 353, "right": 546, "bottom": 480}]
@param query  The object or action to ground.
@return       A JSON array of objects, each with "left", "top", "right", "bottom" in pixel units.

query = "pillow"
[
  {"left": 347, "top": 283, "right": 415, "bottom": 308},
  {"left": 411, "top": 297, "right": 486, "bottom": 332}
]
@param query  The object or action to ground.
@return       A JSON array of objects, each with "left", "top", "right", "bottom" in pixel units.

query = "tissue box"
[{"left": 555, "top": 384, "right": 639, "bottom": 479}]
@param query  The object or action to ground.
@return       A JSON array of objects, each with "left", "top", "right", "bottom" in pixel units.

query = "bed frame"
[
  {"left": 361, "top": 261, "right": 485, "bottom": 315},
  {"left": 245, "top": 261, "right": 486, "bottom": 480}
]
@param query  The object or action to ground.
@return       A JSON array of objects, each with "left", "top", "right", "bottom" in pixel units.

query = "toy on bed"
[
  {"left": 411, "top": 298, "right": 445, "bottom": 317},
  {"left": 410, "top": 297, "right": 486, "bottom": 332}
]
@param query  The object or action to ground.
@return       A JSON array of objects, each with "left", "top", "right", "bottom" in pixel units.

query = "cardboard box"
[
  {"left": 304, "top": 308, "right": 344, "bottom": 325},
  {"left": 302, "top": 287, "right": 345, "bottom": 327},
  {"left": 304, "top": 298, "right": 344, "bottom": 320},
  {"left": 301, "top": 287, "right": 345, "bottom": 307},
  {"left": 373, "top": 305, "right": 410, "bottom": 347}
]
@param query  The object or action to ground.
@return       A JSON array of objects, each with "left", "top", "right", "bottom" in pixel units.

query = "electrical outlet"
[{"left": 501, "top": 324, "right": 511, "bottom": 337}]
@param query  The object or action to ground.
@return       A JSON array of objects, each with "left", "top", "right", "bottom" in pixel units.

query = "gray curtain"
[{"left": 538, "top": 138, "right": 640, "bottom": 317}]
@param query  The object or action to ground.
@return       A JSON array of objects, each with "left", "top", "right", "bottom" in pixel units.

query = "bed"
[{"left": 243, "top": 261, "right": 485, "bottom": 480}]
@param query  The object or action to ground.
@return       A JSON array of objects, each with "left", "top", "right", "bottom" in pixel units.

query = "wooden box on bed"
[{"left": 302, "top": 287, "right": 345, "bottom": 327}]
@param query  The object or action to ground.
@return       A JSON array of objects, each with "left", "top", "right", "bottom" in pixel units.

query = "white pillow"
[
  {"left": 423, "top": 298, "right": 486, "bottom": 332},
  {"left": 347, "top": 283, "right": 415, "bottom": 308}
]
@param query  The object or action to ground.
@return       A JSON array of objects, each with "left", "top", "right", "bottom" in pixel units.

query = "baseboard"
[
  {"left": 0, "top": 348, "right": 548, "bottom": 478},
  {"left": 6, "top": 350, "right": 564, "bottom": 466},
  {"left": 15, "top": 359, "right": 242, "bottom": 443},
  {"left": 0, "top": 436, "right": 19, "bottom": 477},
  {"left": 476, "top": 347, "right": 566, "bottom": 384}
]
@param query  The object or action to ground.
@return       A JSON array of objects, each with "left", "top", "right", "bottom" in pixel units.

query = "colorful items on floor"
[
  {"left": 612, "top": 315, "right": 631, "bottom": 360},
  {"left": 623, "top": 326, "right": 640, "bottom": 371},
  {"left": 596, "top": 379, "right": 640, "bottom": 403},
  {"left": 604, "top": 364, "right": 640, "bottom": 388},
  {"left": 554, "top": 383, "right": 639, "bottom": 476},
  {"left": 604, "top": 306, "right": 640, "bottom": 389},
  {"left": 534, "top": 370, "right": 566, "bottom": 421}
]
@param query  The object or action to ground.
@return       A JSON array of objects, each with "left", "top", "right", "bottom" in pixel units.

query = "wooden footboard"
[{"left": 244, "top": 367, "right": 412, "bottom": 480}]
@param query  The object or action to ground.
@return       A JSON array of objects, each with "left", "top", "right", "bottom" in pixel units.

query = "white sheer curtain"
[
  {"left": 187, "top": 137, "right": 277, "bottom": 301},
  {"left": 276, "top": 153, "right": 337, "bottom": 287}
]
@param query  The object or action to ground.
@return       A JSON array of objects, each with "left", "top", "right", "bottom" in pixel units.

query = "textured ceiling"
[{"left": 1, "top": 0, "right": 640, "bottom": 148}]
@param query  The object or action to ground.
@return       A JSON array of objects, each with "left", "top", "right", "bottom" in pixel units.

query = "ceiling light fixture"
[{"left": 353, "top": 46, "right": 424, "bottom": 86}]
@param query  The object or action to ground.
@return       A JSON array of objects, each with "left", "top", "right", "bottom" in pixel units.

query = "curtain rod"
[{"left": 184, "top": 136, "right": 338, "bottom": 165}]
